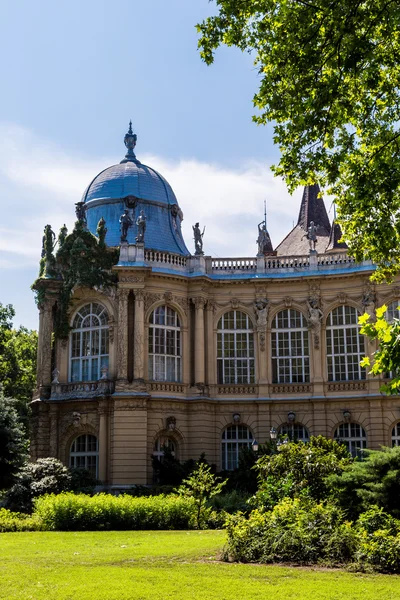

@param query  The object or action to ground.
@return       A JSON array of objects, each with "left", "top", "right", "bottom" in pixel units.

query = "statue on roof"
[
  {"left": 193, "top": 222, "right": 205, "bottom": 255},
  {"left": 136, "top": 210, "right": 147, "bottom": 244},
  {"left": 75, "top": 201, "right": 87, "bottom": 226},
  {"left": 303, "top": 220, "right": 318, "bottom": 251},
  {"left": 257, "top": 221, "right": 272, "bottom": 256},
  {"left": 119, "top": 208, "right": 133, "bottom": 242}
]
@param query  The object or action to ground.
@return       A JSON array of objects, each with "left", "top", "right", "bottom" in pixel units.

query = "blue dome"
[
  {"left": 82, "top": 124, "right": 190, "bottom": 256},
  {"left": 82, "top": 161, "right": 178, "bottom": 205}
]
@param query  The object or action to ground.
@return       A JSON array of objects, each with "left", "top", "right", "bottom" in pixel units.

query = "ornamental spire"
[{"left": 121, "top": 120, "right": 138, "bottom": 163}]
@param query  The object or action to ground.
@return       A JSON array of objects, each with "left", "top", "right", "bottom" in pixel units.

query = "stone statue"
[
  {"left": 193, "top": 222, "right": 205, "bottom": 255},
  {"left": 307, "top": 297, "right": 323, "bottom": 348},
  {"left": 257, "top": 221, "right": 272, "bottom": 256},
  {"left": 303, "top": 221, "right": 318, "bottom": 251},
  {"left": 119, "top": 209, "right": 133, "bottom": 242},
  {"left": 75, "top": 201, "right": 87, "bottom": 226},
  {"left": 254, "top": 298, "right": 269, "bottom": 328},
  {"left": 41, "top": 224, "right": 57, "bottom": 278},
  {"left": 57, "top": 224, "right": 68, "bottom": 249},
  {"left": 136, "top": 210, "right": 147, "bottom": 243},
  {"left": 96, "top": 217, "right": 107, "bottom": 246},
  {"left": 362, "top": 284, "right": 376, "bottom": 318}
]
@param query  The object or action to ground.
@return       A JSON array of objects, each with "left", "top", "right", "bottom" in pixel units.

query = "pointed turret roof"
[
  {"left": 275, "top": 184, "right": 332, "bottom": 256},
  {"left": 325, "top": 221, "right": 348, "bottom": 252}
]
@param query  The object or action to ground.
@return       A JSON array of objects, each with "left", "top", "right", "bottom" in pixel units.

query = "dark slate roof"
[
  {"left": 275, "top": 184, "right": 332, "bottom": 256},
  {"left": 325, "top": 221, "right": 348, "bottom": 252}
]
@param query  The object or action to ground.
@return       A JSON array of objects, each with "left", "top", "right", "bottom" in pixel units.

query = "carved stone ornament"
[
  {"left": 259, "top": 331, "right": 266, "bottom": 352},
  {"left": 206, "top": 299, "right": 217, "bottom": 313},
  {"left": 108, "top": 315, "right": 115, "bottom": 344},
  {"left": 336, "top": 292, "right": 347, "bottom": 304},
  {"left": 192, "top": 297, "right": 207, "bottom": 310},
  {"left": 124, "top": 195, "right": 139, "bottom": 209},
  {"left": 134, "top": 289, "right": 145, "bottom": 303},
  {"left": 52, "top": 368, "right": 60, "bottom": 384},
  {"left": 119, "top": 276, "right": 145, "bottom": 284},
  {"left": 230, "top": 298, "right": 240, "bottom": 309},
  {"left": 144, "top": 292, "right": 162, "bottom": 312},
  {"left": 174, "top": 295, "right": 189, "bottom": 315},
  {"left": 164, "top": 291, "right": 173, "bottom": 303},
  {"left": 306, "top": 296, "right": 323, "bottom": 349},
  {"left": 362, "top": 282, "right": 376, "bottom": 318},
  {"left": 283, "top": 296, "right": 293, "bottom": 308},
  {"left": 254, "top": 298, "right": 269, "bottom": 329}
]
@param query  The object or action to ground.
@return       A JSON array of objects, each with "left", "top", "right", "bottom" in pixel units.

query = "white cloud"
[{"left": 0, "top": 122, "right": 316, "bottom": 265}]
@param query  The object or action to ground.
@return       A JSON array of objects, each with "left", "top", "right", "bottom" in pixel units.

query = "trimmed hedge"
[
  {"left": 0, "top": 508, "right": 43, "bottom": 532},
  {"left": 33, "top": 493, "right": 200, "bottom": 531}
]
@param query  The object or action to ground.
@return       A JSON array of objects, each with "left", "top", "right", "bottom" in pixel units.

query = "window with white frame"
[
  {"left": 271, "top": 309, "right": 310, "bottom": 383},
  {"left": 69, "top": 434, "right": 98, "bottom": 478},
  {"left": 392, "top": 423, "right": 400, "bottom": 447},
  {"left": 386, "top": 300, "right": 400, "bottom": 323},
  {"left": 153, "top": 436, "right": 177, "bottom": 461},
  {"left": 326, "top": 306, "right": 365, "bottom": 381},
  {"left": 70, "top": 303, "right": 109, "bottom": 382},
  {"left": 278, "top": 423, "right": 310, "bottom": 442},
  {"left": 221, "top": 424, "right": 253, "bottom": 470},
  {"left": 148, "top": 306, "right": 181, "bottom": 382},
  {"left": 334, "top": 423, "right": 367, "bottom": 458},
  {"left": 217, "top": 311, "right": 255, "bottom": 384}
]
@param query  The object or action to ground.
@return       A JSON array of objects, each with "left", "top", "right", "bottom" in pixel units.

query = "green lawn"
[{"left": 1, "top": 530, "right": 400, "bottom": 600}]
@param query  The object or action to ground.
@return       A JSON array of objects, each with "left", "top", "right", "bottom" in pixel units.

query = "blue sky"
[{"left": 0, "top": 0, "right": 314, "bottom": 330}]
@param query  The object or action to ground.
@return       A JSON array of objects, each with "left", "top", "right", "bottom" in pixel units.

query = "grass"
[{"left": 1, "top": 531, "right": 400, "bottom": 599}]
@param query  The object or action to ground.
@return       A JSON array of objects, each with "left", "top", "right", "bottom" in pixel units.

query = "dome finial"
[{"left": 122, "top": 121, "right": 137, "bottom": 163}]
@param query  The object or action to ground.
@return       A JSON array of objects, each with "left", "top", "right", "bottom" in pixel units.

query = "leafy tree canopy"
[
  {"left": 0, "top": 391, "right": 28, "bottom": 490},
  {"left": 198, "top": 1, "right": 400, "bottom": 281},
  {"left": 0, "top": 303, "right": 37, "bottom": 424}
]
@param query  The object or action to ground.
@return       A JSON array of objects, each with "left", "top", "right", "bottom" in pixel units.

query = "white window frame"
[
  {"left": 217, "top": 311, "right": 255, "bottom": 384},
  {"left": 334, "top": 423, "right": 367, "bottom": 458},
  {"left": 69, "top": 434, "right": 99, "bottom": 478},
  {"left": 271, "top": 309, "right": 310, "bottom": 383},
  {"left": 221, "top": 424, "right": 253, "bottom": 471},
  {"left": 392, "top": 423, "right": 400, "bottom": 447},
  {"left": 326, "top": 306, "right": 366, "bottom": 382},
  {"left": 148, "top": 305, "right": 181, "bottom": 382},
  {"left": 386, "top": 300, "right": 400, "bottom": 323},
  {"left": 278, "top": 423, "right": 310, "bottom": 442},
  {"left": 152, "top": 436, "right": 177, "bottom": 461},
  {"left": 69, "top": 303, "right": 109, "bottom": 382}
]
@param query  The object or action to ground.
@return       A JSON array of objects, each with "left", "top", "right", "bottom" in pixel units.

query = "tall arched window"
[
  {"left": 271, "top": 309, "right": 310, "bottom": 383},
  {"left": 217, "top": 311, "right": 255, "bottom": 384},
  {"left": 334, "top": 423, "right": 367, "bottom": 458},
  {"left": 278, "top": 423, "right": 310, "bottom": 442},
  {"left": 221, "top": 424, "right": 253, "bottom": 470},
  {"left": 70, "top": 434, "right": 98, "bottom": 477},
  {"left": 392, "top": 423, "right": 400, "bottom": 447},
  {"left": 153, "top": 436, "right": 177, "bottom": 460},
  {"left": 326, "top": 306, "right": 365, "bottom": 381},
  {"left": 149, "top": 306, "right": 181, "bottom": 382},
  {"left": 70, "top": 303, "right": 109, "bottom": 382}
]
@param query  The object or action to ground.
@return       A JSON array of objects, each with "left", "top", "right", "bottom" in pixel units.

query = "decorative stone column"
[
  {"left": 38, "top": 298, "right": 56, "bottom": 397},
  {"left": 206, "top": 301, "right": 217, "bottom": 387},
  {"left": 133, "top": 289, "right": 145, "bottom": 381},
  {"left": 192, "top": 297, "right": 207, "bottom": 385},
  {"left": 48, "top": 404, "right": 59, "bottom": 457},
  {"left": 116, "top": 288, "right": 130, "bottom": 383},
  {"left": 98, "top": 400, "right": 108, "bottom": 484}
]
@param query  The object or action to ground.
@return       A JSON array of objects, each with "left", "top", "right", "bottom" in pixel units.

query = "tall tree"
[
  {"left": 197, "top": 1, "right": 400, "bottom": 281},
  {"left": 0, "top": 303, "right": 38, "bottom": 427},
  {"left": 0, "top": 391, "right": 28, "bottom": 489}
]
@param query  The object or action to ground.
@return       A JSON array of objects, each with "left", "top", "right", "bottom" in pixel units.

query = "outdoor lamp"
[
  {"left": 251, "top": 439, "right": 259, "bottom": 452},
  {"left": 270, "top": 427, "right": 277, "bottom": 440}
]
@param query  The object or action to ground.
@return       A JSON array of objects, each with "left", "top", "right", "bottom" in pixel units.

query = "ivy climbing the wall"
[{"left": 32, "top": 218, "right": 119, "bottom": 339}]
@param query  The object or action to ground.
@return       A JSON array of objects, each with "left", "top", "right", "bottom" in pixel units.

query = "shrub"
[
  {"left": 4, "top": 458, "right": 72, "bottom": 513},
  {"left": 225, "top": 497, "right": 358, "bottom": 565},
  {"left": 208, "top": 490, "right": 252, "bottom": 515},
  {"left": 328, "top": 446, "right": 400, "bottom": 518},
  {"left": 0, "top": 508, "right": 42, "bottom": 532},
  {"left": 357, "top": 530, "right": 400, "bottom": 573},
  {"left": 34, "top": 492, "right": 200, "bottom": 531}
]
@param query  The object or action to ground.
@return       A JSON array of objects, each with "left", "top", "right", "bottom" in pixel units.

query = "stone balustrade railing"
[
  {"left": 50, "top": 380, "right": 115, "bottom": 401},
  {"left": 144, "top": 250, "right": 188, "bottom": 269}
]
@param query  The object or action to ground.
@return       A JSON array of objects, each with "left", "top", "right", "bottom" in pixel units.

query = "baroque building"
[{"left": 31, "top": 124, "right": 400, "bottom": 487}]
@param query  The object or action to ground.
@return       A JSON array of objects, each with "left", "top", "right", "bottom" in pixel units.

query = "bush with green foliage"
[
  {"left": 0, "top": 508, "right": 43, "bottom": 532},
  {"left": 34, "top": 492, "right": 199, "bottom": 531},
  {"left": 0, "top": 392, "right": 28, "bottom": 490},
  {"left": 328, "top": 446, "right": 400, "bottom": 519},
  {"left": 151, "top": 445, "right": 198, "bottom": 486},
  {"left": 254, "top": 436, "right": 351, "bottom": 507},
  {"left": 225, "top": 497, "right": 357, "bottom": 565},
  {"left": 4, "top": 458, "right": 73, "bottom": 513},
  {"left": 355, "top": 507, "right": 400, "bottom": 573}
]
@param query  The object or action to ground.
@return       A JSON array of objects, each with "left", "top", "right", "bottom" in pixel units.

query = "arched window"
[
  {"left": 70, "top": 303, "right": 109, "bottom": 382},
  {"left": 217, "top": 311, "right": 255, "bottom": 384},
  {"left": 153, "top": 436, "right": 177, "bottom": 461},
  {"left": 278, "top": 423, "right": 309, "bottom": 442},
  {"left": 386, "top": 300, "right": 400, "bottom": 323},
  {"left": 149, "top": 306, "right": 181, "bottom": 382},
  {"left": 391, "top": 423, "right": 400, "bottom": 447},
  {"left": 326, "top": 306, "right": 365, "bottom": 381},
  {"left": 334, "top": 423, "right": 367, "bottom": 458},
  {"left": 271, "top": 309, "right": 310, "bottom": 383},
  {"left": 70, "top": 434, "right": 98, "bottom": 477},
  {"left": 221, "top": 424, "right": 253, "bottom": 470}
]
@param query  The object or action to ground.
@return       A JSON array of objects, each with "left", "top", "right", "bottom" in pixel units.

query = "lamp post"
[
  {"left": 270, "top": 427, "right": 277, "bottom": 441},
  {"left": 251, "top": 439, "right": 259, "bottom": 453}
]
